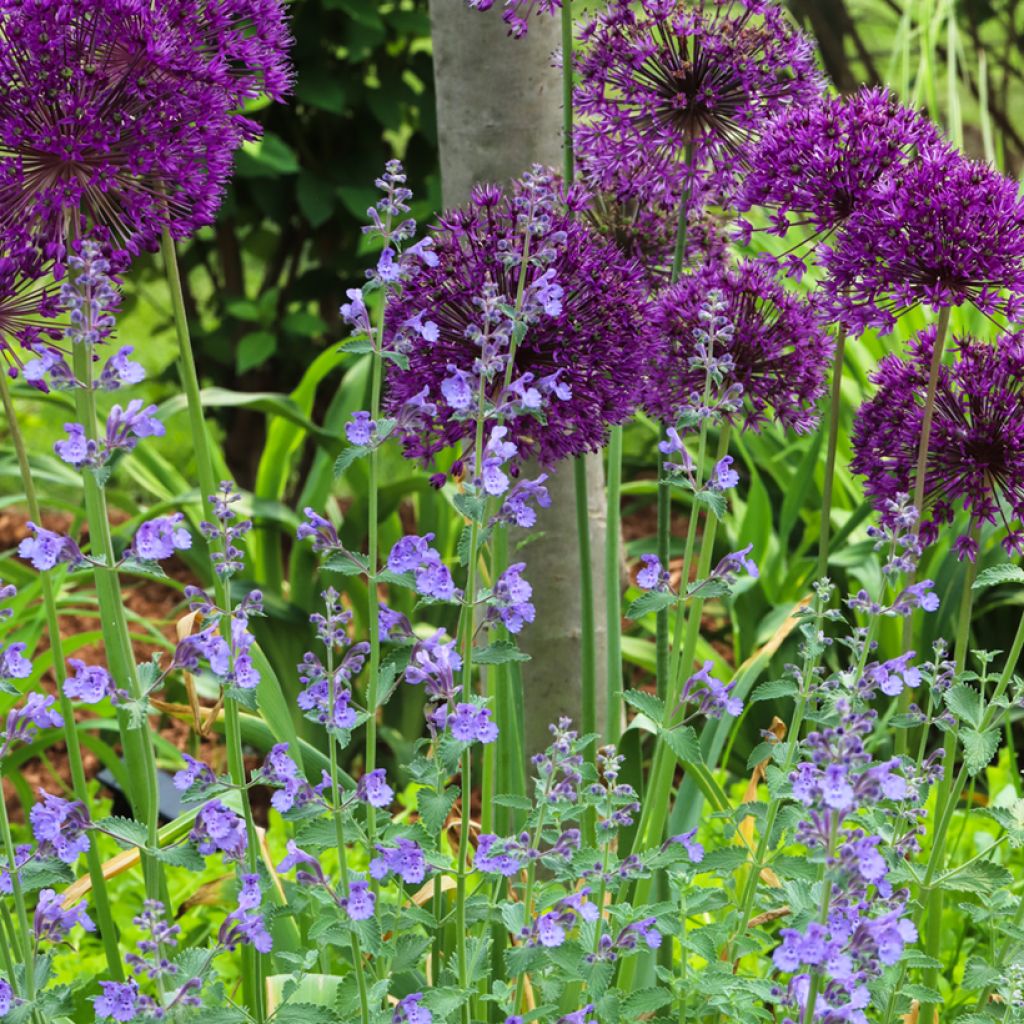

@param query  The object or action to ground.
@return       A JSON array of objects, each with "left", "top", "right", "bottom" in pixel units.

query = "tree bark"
[{"left": 428, "top": 0, "right": 608, "bottom": 755}]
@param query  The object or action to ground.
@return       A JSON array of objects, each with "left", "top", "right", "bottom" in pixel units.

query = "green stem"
[
  {"left": 802, "top": 819, "right": 838, "bottom": 1024},
  {"left": 161, "top": 230, "right": 262, "bottom": 1023},
  {"left": 70, "top": 340, "right": 163, "bottom": 904},
  {"left": 575, "top": 457, "right": 598, "bottom": 743},
  {"left": 0, "top": 782, "right": 34, "bottom": 998},
  {"left": 605, "top": 425, "right": 624, "bottom": 744},
  {"left": 561, "top": 0, "right": 574, "bottom": 183},
  {"left": 456, "top": 749, "right": 473, "bottom": 1024},
  {"left": 617, "top": 427, "right": 731, "bottom": 993},
  {"left": 327, "top": 647, "right": 370, "bottom": 1024},
  {"left": 0, "top": 373, "right": 123, "bottom": 980},
  {"left": 921, "top": 542, "right": 979, "bottom": 1020},
  {"left": 816, "top": 329, "right": 847, "bottom": 581}
]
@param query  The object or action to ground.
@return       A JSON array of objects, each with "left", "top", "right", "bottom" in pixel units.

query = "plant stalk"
[
  {"left": 0, "top": 372, "right": 123, "bottom": 979},
  {"left": 816, "top": 329, "right": 847, "bottom": 581}
]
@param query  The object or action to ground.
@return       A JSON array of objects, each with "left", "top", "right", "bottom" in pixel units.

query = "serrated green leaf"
[
  {"left": 622, "top": 988, "right": 673, "bottom": 1016},
  {"left": 381, "top": 348, "right": 410, "bottom": 370},
  {"left": 936, "top": 859, "right": 1012, "bottom": 895},
  {"left": 472, "top": 640, "right": 530, "bottom": 665},
  {"left": 663, "top": 725, "right": 702, "bottom": 765},
  {"left": 751, "top": 678, "right": 799, "bottom": 702},
  {"left": 973, "top": 564, "right": 1024, "bottom": 590},
  {"left": 454, "top": 492, "right": 486, "bottom": 524},
  {"left": 321, "top": 551, "right": 369, "bottom": 576},
  {"left": 944, "top": 683, "right": 983, "bottom": 729},
  {"left": 97, "top": 816, "right": 149, "bottom": 849},
  {"left": 492, "top": 794, "right": 533, "bottom": 811},
  {"left": 156, "top": 843, "right": 206, "bottom": 872},
  {"left": 333, "top": 444, "right": 370, "bottom": 478},
  {"left": 693, "top": 489, "right": 728, "bottom": 521},
  {"left": 341, "top": 338, "right": 374, "bottom": 355},
  {"left": 962, "top": 726, "right": 1000, "bottom": 776},
  {"left": 622, "top": 689, "right": 665, "bottom": 723},
  {"left": 418, "top": 787, "right": 458, "bottom": 835},
  {"left": 626, "top": 589, "right": 677, "bottom": 618}
]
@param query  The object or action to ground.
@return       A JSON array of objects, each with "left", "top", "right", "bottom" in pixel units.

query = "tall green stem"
[
  {"left": 0, "top": 778, "right": 35, "bottom": 999},
  {"left": 617, "top": 426, "right": 731, "bottom": 994},
  {"left": 70, "top": 341, "right": 163, "bottom": 904},
  {"left": 0, "top": 373, "right": 123, "bottom": 979},
  {"left": 161, "top": 230, "right": 263, "bottom": 1023},
  {"left": 816, "top": 329, "right": 847, "bottom": 581},
  {"left": 605, "top": 426, "right": 624, "bottom": 744},
  {"left": 921, "top": 541, "right": 978, "bottom": 1021}
]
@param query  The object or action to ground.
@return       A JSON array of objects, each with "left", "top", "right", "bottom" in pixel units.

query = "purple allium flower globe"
[
  {"left": 852, "top": 327, "right": 1024, "bottom": 558},
  {"left": 737, "top": 87, "right": 949, "bottom": 245},
  {"left": 573, "top": 0, "right": 824, "bottom": 205},
  {"left": 385, "top": 170, "right": 654, "bottom": 466},
  {"left": 645, "top": 259, "right": 833, "bottom": 433},
  {"left": 821, "top": 151, "right": 1024, "bottom": 333},
  {"left": 0, "top": 255, "right": 61, "bottom": 378},
  {"left": 0, "top": 0, "right": 292, "bottom": 266}
]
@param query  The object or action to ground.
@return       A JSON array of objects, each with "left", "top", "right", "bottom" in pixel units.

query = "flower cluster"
[
  {"left": 852, "top": 327, "right": 1024, "bottom": 556},
  {"left": 0, "top": 0, "right": 292, "bottom": 267},
  {"left": 385, "top": 168, "right": 654, "bottom": 466},
  {"left": 574, "top": 0, "right": 823, "bottom": 205},
  {"left": 645, "top": 261, "right": 832, "bottom": 433},
  {"left": 466, "top": 0, "right": 561, "bottom": 37}
]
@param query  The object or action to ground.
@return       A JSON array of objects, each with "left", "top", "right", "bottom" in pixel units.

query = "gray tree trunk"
[{"left": 428, "top": 0, "right": 608, "bottom": 755}]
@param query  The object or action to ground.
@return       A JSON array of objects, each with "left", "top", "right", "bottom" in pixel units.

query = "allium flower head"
[
  {"left": 737, "top": 88, "right": 948, "bottom": 243},
  {"left": 0, "top": 0, "right": 292, "bottom": 265},
  {"left": 385, "top": 169, "right": 654, "bottom": 465},
  {"left": 574, "top": 0, "right": 823, "bottom": 204},
  {"left": 0, "top": 255, "right": 61, "bottom": 379},
  {"left": 852, "top": 327, "right": 1024, "bottom": 556},
  {"left": 645, "top": 259, "right": 832, "bottom": 432},
  {"left": 822, "top": 151, "right": 1024, "bottom": 333}
]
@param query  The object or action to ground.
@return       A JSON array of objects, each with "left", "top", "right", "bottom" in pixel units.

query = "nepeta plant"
[{"left": 2, "top": 3, "right": 1024, "bottom": 1024}]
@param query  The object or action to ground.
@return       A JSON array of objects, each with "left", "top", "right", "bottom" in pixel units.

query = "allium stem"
[
  {"left": 921, "top": 539, "right": 979, "bottom": 1022},
  {"left": 69, "top": 341, "right": 164, "bottom": 904},
  {"left": 618, "top": 426, "right": 731, "bottom": 994},
  {"left": 656, "top": 147, "right": 695, "bottom": 708},
  {"left": 575, "top": 457, "right": 598, "bottom": 741},
  {"left": 0, "top": 372, "right": 123, "bottom": 980},
  {"left": 816, "top": 328, "right": 847, "bottom": 580},
  {"left": 161, "top": 229, "right": 263, "bottom": 1024},
  {"left": 910, "top": 305, "right": 952, "bottom": 523},
  {"left": 605, "top": 424, "right": 624, "bottom": 745}
]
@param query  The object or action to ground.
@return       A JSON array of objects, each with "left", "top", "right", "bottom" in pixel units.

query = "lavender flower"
[
  {"left": 487, "top": 562, "right": 535, "bottom": 633},
  {"left": 0, "top": 641, "right": 32, "bottom": 682},
  {"left": 0, "top": 977, "right": 12, "bottom": 1016},
  {"left": 131, "top": 514, "right": 192, "bottom": 562},
  {"left": 357, "top": 768, "right": 394, "bottom": 809},
  {"left": 393, "top": 993, "right": 432, "bottom": 1024},
  {"left": 173, "top": 754, "right": 217, "bottom": 795},
  {"left": 30, "top": 790, "right": 91, "bottom": 863},
  {"left": 574, "top": 0, "right": 823, "bottom": 205},
  {"left": 678, "top": 661, "right": 743, "bottom": 719},
  {"left": 474, "top": 834, "right": 525, "bottom": 876},
  {"left": 94, "top": 980, "right": 145, "bottom": 1023},
  {"left": 63, "top": 659, "right": 118, "bottom": 704},
  {"left": 448, "top": 703, "right": 499, "bottom": 744},
  {"left": 1, "top": 693, "right": 63, "bottom": 757},
  {"left": 852, "top": 328, "right": 1024, "bottom": 555},
  {"left": 388, "top": 533, "right": 459, "bottom": 601},
  {"left": 822, "top": 151, "right": 1024, "bottom": 333},
  {"left": 218, "top": 874, "right": 272, "bottom": 954},
  {"left": 96, "top": 346, "right": 146, "bottom": 391},
  {"left": 190, "top": 800, "right": 248, "bottom": 861},
  {"left": 340, "top": 879, "right": 376, "bottom": 922},
  {"left": 33, "top": 888, "right": 94, "bottom": 943},
  {"left": 636, "top": 554, "right": 671, "bottom": 592},
  {"left": 261, "top": 743, "right": 327, "bottom": 813},
  {"left": 385, "top": 169, "right": 654, "bottom": 466},
  {"left": 17, "top": 521, "right": 84, "bottom": 572},
  {"left": 645, "top": 260, "right": 832, "bottom": 433},
  {"left": 369, "top": 838, "right": 428, "bottom": 885}
]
